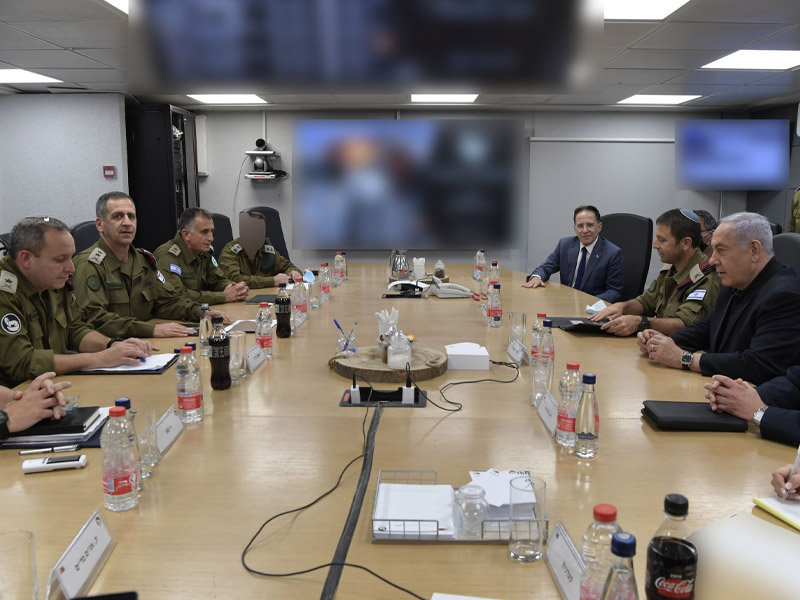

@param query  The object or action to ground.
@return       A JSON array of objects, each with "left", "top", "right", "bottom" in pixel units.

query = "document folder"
[{"left": 641, "top": 400, "right": 748, "bottom": 432}]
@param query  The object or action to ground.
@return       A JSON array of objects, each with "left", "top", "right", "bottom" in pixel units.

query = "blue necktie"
[{"left": 574, "top": 247, "right": 588, "bottom": 290}]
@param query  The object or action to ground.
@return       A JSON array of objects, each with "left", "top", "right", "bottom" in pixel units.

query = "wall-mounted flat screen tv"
[
  {"left": 675, "top": 119, "right": 789, "bottom": 190},
  {"left": 292, "top": 119, "right": 522, "bottom": 250}
]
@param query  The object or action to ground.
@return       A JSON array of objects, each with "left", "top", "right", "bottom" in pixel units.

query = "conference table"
[{"left": 1, "top": 263, "right": 796, "bottom": 599}]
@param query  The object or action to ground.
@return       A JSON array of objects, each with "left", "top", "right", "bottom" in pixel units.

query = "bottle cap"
[
  {"left": 109, "top": 406, "right": 126, "bottom": 417},
  {"left": 336, "top": 251, "right": 342, "bottom": 255},
  {"left": 212, "top": 315, "right": 224, "bottom": 324},
  {"left": 114, "top": 397, "right": 131, "bottom": 409},
  {"left": 664, "top": 493, "right": 689, "bottom": 517},
  {"left": 542, "top": 319, "right": 552, "bottom": 327},
  {"left": 567, "top": 362, "right": 580, "bottom": 370},
  {"left": 185, "top": 342, "right": 196, "bottom": 350},
  {"left": 492, "top": 260, "right": 498, "bottom": 265},
  {"left": 537, "top": 313, "right": 547, "bottom": 318},
  {"left": 279, "top": 283, "right": 286, "bottom": 288},
  {"left": 174, "top": 348, "right": 182, "bottom": 353},
  {"left": 260, "top": 302, "right": 269, "bottom": 307},
  {"left": 610, "top": 532, "right": 636, "bottom": 558},
  {"left": 494, "top": 284, "right": 500, "bottom": 289},
  {"left": 582, "top": 373, "right": 596, "bottom": 384},
  {"left": 593, "top": 503, "right": 617, "bottom": 523},
  {"left": 180, "top": 346, "right": 192, "bottom": 353}
]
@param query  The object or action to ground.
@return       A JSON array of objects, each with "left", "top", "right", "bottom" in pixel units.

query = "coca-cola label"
[
  {"left": 103, "top": 470, "right": 136, "bottom": 496},
  {"left": 178, "top": 392, "right": 202, "bottom": 410},
  {"left": 654, "top": 577, "right": 694, "bottom": 599},
  {"left": 276, "top": 303, "right": 291, "bottom": 314},
  {"left": 256, "top": 334, "right": 273, "bottom": 349},
  {"left": 210, "top": 345, "right": 229, "bottom": 359},
  {"left": 557, "top": 411, "right": 575, "bottom": 432}
]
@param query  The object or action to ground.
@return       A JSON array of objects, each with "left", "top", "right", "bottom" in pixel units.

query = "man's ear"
[{"left": 16, "top": 249, "right": 34, "bottom": 271}]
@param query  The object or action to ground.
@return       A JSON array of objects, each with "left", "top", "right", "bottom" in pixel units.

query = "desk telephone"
[
  {"left": 385, "top": 278, "right": 471, "bottom": 298},
  {"left": 429, "top": 281, "right": 471, "bottom": 298}
]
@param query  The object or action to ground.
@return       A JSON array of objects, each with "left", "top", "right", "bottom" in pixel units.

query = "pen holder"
[{"left": 336, "top": 334, "right": 358, "bottom": 356}]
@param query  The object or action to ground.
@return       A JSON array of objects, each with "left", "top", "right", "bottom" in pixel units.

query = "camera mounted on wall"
[{"left": 245, "top": 138, "right": 288, "bottom": 180}]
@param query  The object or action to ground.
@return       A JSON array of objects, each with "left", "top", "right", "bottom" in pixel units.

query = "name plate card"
[
  {"left": 537, "top": 390, "right": 559, "bottom": 436},
  {"left": 544, "top": 520, "right": 585, "bottom": 600},
  {"left": 156, "top": 406, "right": 184, "bottom": 456},
  {"left": 246, "top": 343, "right": 267, "bottom": 373},
  {"left": 506, "top": 339, "right": 530, "bottom": 366},
  {"left": 46, "top": 510, "right": 116, "bottom": 599}
]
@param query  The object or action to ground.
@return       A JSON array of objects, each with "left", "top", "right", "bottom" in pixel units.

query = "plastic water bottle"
[
  {"left": 199, "top": 303, "right": 211, "bottom": 356},
  {"left": 530, "top": 312, "right": 547, "bottom": 359},
  {"left": 341, "top": 251, "right": 348, "bottom": 280},
  {"left": 487, "top": 283, "right": 502, "bottom": 327},
  {"left": 472, "top": 248, "right": 486, "bottom": 301},
  {"left": 576, "top": 373, "right": 599, "bottom": 459},
  {"left": 319, "top": 263, "right": 331, "bottom": 304},
  {"left": 101, "top": 406, "right": 139, "bottom": 511},
  {"left": 255, "top": 302, "right": 273, "bottom": 357},
  {"left": 540, "top": 318, "right": 555, "bottom": 386},
  {"left": 292, "top": 281, "right": 307, "bottom": 327},
  {"left": 489, "top": 259, "right": 500, "bottom": 283},
  {"left": 602, "top": 533, "right": 639, "bottom": 600},
  {"left": 209, "top": 316, "right": 231, "bottom": 391},
  {"left": 176, "top": 346, "right": 204, "bottom": 421},
  {"left": 275, "top": 283, "right": 292, "bottom": 338},
  {"left": 333, "top": 252, "right": 345, "bottom": 287},
  {"left": 556, "top": 362, "right": 582, "bottom": 448},
  {"left": 581, "top": 504, "right": 622, "bottom": 600},
  {"left": 114, "top": 397, "right": 145, "bottom": 488}
]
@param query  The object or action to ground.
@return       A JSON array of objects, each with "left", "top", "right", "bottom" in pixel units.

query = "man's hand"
[
  {"left": 208, "top": 309, "right": 232, "bottom": 323},
  {"left": 636, "top": 329, "right": 659, "bottom": 355},
  {"left": 522, "top": 277, "right": 545, "bottom": 289},
  {"left": 703, "top": 374, "right": 764, "bottom": 421},
  {"left": 772, "top": 464, "right": 800, "bottom": 500},
  {"left": 101, "top": 340, "right": 152, "bottom": 367},
  {"left": 224, "top": 281, "right": 249, "bottom": 302},
  {"left": 153, "top": 323, "right": 197, "bottom": 337},
  {"left": 600, "top": 315, "right": 640, "bottom": 336},
  {"left": 590, "top": 304, "right": 624, "bottom": 322},
  {"left": 273, "top": 273, "right": 291, "bottom": 286},
  {"left": 640, "top": 332, "right": 683, "bottom": 368},
  {"left": 289, "top": 270, "right": 303, "bottom": 282},
  {"left": 115, "top": 337, "right": 155, "bottom": 356},
  {"left": 5, "top": 372, "right": 72, "bottom": 432}
]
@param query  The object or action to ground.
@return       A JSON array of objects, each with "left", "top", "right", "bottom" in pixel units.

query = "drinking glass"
[
  {"left": 228, "top": 331, "right": 246, "bottom": 384},
  {"left": 132, "top": 408, "right": 156, "bottom": 478},
  {"left": 508, "top": 311, "right": 526, "bottom": 345},
  {"left": 508, "top": 476, "right": 546, "bottom": 562},
  {"left": 0, "top": 530, "right": 38, "bottom": 599}
]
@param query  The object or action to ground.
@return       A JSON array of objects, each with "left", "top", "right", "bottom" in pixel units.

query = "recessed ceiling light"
[
  {"left": 701, "top": 50, "right": 800, "bottom": 70},
  {"left": 100, "top": 0, "right": 128, "bottom": 14},
  {"left": 604, "top": 0, "right": 691, "bottom": 20},
  {"left": 187, "top": 94, "right": 267, "bottom": 104},
  {"left": 410, "top": 93, "right": 479, "bottom": 103},
  {"left": 618, "top": 94, "right": 701, "bottom": 105},
  {"left": 0, "top": 69, "right": 61, "bottom": 84}
]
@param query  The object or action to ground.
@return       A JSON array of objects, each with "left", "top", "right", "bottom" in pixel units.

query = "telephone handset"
[{"left": 429, "top": 281, "right": 471, "bottom": 298}]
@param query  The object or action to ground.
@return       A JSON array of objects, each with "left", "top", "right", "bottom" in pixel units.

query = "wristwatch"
[
  {"left": 0, "top": 410, "right": 9, "bottom": 440},
  {"left": 638, "top": 316, "right": 650, "bottom": 332},
  {"left": 679, "top": 351, "right": 694, "bottom": 370},
  {"left": 106, "top": 337, "right": 124, "bottom": 349},
  {"left": 753, "top": 405, "right": 768, "bottom": 428}
]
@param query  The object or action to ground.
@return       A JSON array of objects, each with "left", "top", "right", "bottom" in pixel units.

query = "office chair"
[
  {"left": 70, "top": 221, "right": 100, "bottom": 254},
  {"left": 600, "top": 213, "right": 653, "bottom": 301},
  {"left": 769, "top": 222, "right": 783, "bottom": 236},
  {"left": 773, "top": 233, "right": 800, "bottom": 277},
  {"left": 247, "top": 206, "right": 291, "bottom": 261},
  {"left": 210, "top": 213, "right": 233, "bottom": 260},
  {"left": 0, "top": 232, "right": 9, "bottom": 258}
]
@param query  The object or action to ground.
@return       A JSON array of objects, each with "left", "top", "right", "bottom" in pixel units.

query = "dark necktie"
[{"left": 574, "top": 247, "right": 588, "bottom": 290}]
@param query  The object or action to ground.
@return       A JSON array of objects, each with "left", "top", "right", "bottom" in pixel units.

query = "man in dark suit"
[
  {"left": 639, "top": 212, "right": 800, "bottom": 386},
  {"left": 522, "top": 205, "right": 624, "bottom": 303}
]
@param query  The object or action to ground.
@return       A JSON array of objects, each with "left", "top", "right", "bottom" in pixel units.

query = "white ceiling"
[{"left": 0, "top": 0, "right": 799, "bottom": 111}]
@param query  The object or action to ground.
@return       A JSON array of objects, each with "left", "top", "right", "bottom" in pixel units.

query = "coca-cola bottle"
[
  {"left": 645, "top": 494, "right": 698, "bottom": 600},
  {"left": 209, "top": 315, "right": 231, "bottom": 390},
  {"left": 275, "top": 283, "right": 292, "bottom": 338}
]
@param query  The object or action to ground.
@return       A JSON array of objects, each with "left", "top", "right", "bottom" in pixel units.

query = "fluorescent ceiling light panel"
[
  {"left": 410, "top": 93, "right": 479, "bottom": 103},
  {"left": 101, "top": 0, "right": 129, "bottom": 14},
  {"left": 701, "top": 50, "right": 800, "bottom": 70},
  {"left": 0, "top": 69, "right": 61, "bottom": 84},
  {"left": 187, "top": 94, "right": 267, "bottom": 104},
  {"left": 618, "top": 94, "right": 701, "bottom": 105},
  {"left": 604, "top": 0, "right": 691, "bottom": 20}
]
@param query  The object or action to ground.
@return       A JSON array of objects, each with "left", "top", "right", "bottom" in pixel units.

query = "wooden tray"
[{"left": 328, "top": 346, "right": 447, "bottom": 383}]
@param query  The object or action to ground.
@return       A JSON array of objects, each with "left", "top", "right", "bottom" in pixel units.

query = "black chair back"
[
  {"left": 600, "top": 213, "right": 653, "bottom": 300},
  {"left": 70, "top": 221, "right": 100, "bottom": 255},
  {"left": 773, "top": 232, "right": 800, "bottom": 276},
  {"left": 210, "top": 213, "right": 233, "bottom": 260},
  {"left": 247, "top": 206, "right": 290, "bottom": 261},
  {"left": 0, "top": 232, "right": 9, "bottom": 258}
]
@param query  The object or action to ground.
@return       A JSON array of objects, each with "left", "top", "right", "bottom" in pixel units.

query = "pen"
[
  {"left": 333, "top": 319, "right": 347, "bottom": 337},
  {"left": 20, "top": 444, "right": 80, "bottom": 455},
  {"left": 781, "top": 442, "right": 800, "bottom": 500}
]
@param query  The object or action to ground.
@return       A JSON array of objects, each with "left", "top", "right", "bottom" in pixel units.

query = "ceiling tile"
[
  {"left": 480, "top": 94, "right": 556, "bottom": 104},
  {"left": 12, "top": 21, "right": 127, "bottom": 48},
  {"left": 546, "top": 85, "right": 643, "bottom": 105},
  {"left": 666, "top": 69, "right": 776, "bottom": 85},
  {"left": 0, "top": 23, "right": 59, "bottom": 50},
  {"left": 605, "top": 49, "right": 729, "bottom": 70},
  {"left": 35, "top": 68, "right": 127, "bottom": 83},
  {"left": 75, "top": 82, "right": 128, "bottom": 92},
  {"left": 603, "top": 22, "right": 663, "bottom": 48},
  {"left": 753, "top": 70, "right": 800, "bottom": 86},
  {"left": 75, "top": 48, "right": 127, "bottom": 70},
  {"left": 632, "top": 22, "right": 786, "bottom": 50},
  {"left": 0, "top": 0, "right": 124, "bottom": 22},
  {"left": 330, "top": 94, "right": 407, "bottom": 104},
  {"left": 0, "top": 49, "right": 106, "bottom": 68},
  {"left": 749, "top": 26, "right": 800, "bottom": 50},
  {"left": 674, "top": 0, "right": 800, "bottom": 24},
  {"left": 603, "top": 69, "right": 686, "bottom": 85},
  {"left": 643, "top": 83, "right": 738, "bottom": 95}
]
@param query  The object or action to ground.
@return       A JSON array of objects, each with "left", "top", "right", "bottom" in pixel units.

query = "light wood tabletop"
[{"left": 1, "top": 263, "right": 795, "bottom": 599}]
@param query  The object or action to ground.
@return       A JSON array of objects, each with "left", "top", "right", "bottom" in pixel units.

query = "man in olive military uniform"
[
  {"left": 218, "top": 211, "right": 301, "bottom": 288},
  {"left": 73, "top": 192, "right": 229, "bottom": 339},
  {"left": 0, "top": 216, "right": 153, "bottom": 387},
  {"left": 590, "top": 209, "right": 720, "bottom": 336},
  {"left": 154, "top": 207, "right": 248, "bottom": 304}
]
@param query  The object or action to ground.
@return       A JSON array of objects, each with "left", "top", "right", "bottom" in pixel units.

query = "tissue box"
[{"left": 445, "top": 342, "right": 490, "bottom": 370}]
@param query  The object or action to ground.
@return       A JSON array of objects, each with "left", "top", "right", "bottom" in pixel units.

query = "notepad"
[
  {"left": 753, "top": 496, "right": 800, "bottom": 531},
  {"left": 372, "top": 483, "right": 455, "bottom": 540}
]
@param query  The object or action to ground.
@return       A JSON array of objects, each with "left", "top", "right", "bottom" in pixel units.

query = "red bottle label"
[
  {"left": 322, "top": 285, "right": 331, "bottom": 294},
  {"left": 489, "top": 307, "right": 502, "bottom": 318},
  {"left": 256, "top": 334, "right": 273, "bottom": 349},
  {"left": 178, "top": 393, "right": 202, "bottom": 410},
  {"left": 557, "top": 411, "right": 575, "bottom": 432},
  {"left": 297, "top": 303, "right": 307, "bottom": 313},
  {"left": 103, "top": 470, "right": 136, "bottom": 495},
  {"left": 653, "top": 577, "right": 694, "bottom": 599}
]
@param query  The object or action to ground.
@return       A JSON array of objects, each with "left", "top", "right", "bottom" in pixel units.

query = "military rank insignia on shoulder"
[
  {"left": 0, "top": 270, "right": 18, "bottom": 294},
  {"left": 264, "top": 244, "right": 275, "bottom": 255},
  {"left": 88, "top": 247, "right": 106, "bottom": 265},
  {"left": 168, "top": 244, "right": 181, "bottom": 257},
  {"left": 139, "top": 249, "right": 158, "bottom": 270},
  {"left": 231, "top": 244, "right": 242, "bottom": 255}
]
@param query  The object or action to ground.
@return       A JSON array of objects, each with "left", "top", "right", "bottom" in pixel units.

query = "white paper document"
[
  {"left": 372, "top": 483, "right": 455, "bottom": 540},
  {"left": 80, "top": 353, "right": 176, "bottom": 373},
  {"left": 468, "top": 468, "right": 532, "bottom": 517}
]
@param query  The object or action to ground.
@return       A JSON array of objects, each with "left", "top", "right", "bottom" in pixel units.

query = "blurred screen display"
[
  {"left": 676, "top": 120, "right": 789, "bottom": 190},
  {"left": 292, "top": 119, "right": 523, "bottom": 249}
]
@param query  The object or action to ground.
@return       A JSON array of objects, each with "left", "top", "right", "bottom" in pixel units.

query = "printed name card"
[
  {"left": 545, "top": 520, "right": 585, "bottom": 600},
  {"left": 246, "top": 343, "right": 267, "bottom": 373},
  {"left": 506, "top": 339, "right": 530, "bottom": 366},
  {"left": 537, "top": 390, "right": 559, "bottom": 436},
  {"left": 156, "top": 406, "right": 184, "bottom": 456}
]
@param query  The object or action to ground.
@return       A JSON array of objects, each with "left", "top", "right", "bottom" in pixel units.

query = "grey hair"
[
  {"left": 96, "top": 191, "right": 133, "bottom": 219},
  {"left": 178, "top": 207, "right": 214, "bottom": 233},
  {"left": 9, "top": 216, "right": 70, "bottom": 259},
  {"left": 719, "top": 212, "right": 774, "bottom": 257}
]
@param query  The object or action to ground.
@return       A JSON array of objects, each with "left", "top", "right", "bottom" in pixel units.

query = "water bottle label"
[
  {"left": 210, "top": 345, "right": 229, "bottom": 359},
  {"left": 178, "top": 392, "right": 202, "bottom": 410},
  {"left": 595, "top": 412, "right": 600, "bottom": 434},
  {"left": 103, "top": 470, "right": 136, "bottom": 496},
  {"left": 472, "top": 266, "right": 484, "bottom": 281},
  {"left": 336, "top": 270, "right": 344, "bottom": 278},
  {"left": 557, "top": 411, "right": 576, "bottom": 432},
  {"left": 322, "top": 285, "right": 331, "bottom": 294},
  {"left": 297, "top": 303, "right": 307, "bottom": 313},
  {"left": 489, "top": 307, "right": 502, "bottom": 318},
  {"left": 256, "top": 334, "right": 273, "bottom": 349}
]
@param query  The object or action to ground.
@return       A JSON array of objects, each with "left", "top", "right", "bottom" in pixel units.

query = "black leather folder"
[
  {"left": 548, "top": 317, "right": 611, "bottom": 334},
  {"left": 9, "top": 406, "right": 102, "bottom": 437},
  {"left": 246, "top": 294, "right": 277, "bottom": 304},
  {"left": 641, "top": 400, "right": 748, "bottom": 432}
]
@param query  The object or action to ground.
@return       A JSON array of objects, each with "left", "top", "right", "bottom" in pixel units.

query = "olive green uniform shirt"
[
  {"left": 788, "top": 189, "right": 800, "bottom": 233},
  {"left": 636, "top": 248, "right": 720, "bottom": 327},
  {"left": 0, "top": 255, "right": 94, "bottom": 387},
  {"left": 73, "top": 238, "right": 203, "bottom": 338},
  {"left": 154, "top": 233, "right": 232, "bottom": 305},
  {"left": 218, "top": 238, "right": 300, "bottom": 288}
]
